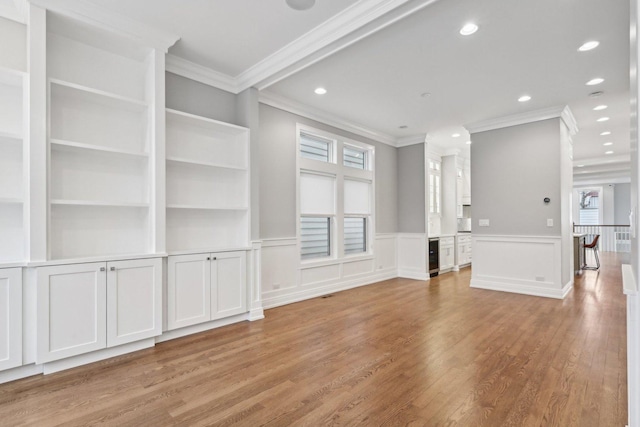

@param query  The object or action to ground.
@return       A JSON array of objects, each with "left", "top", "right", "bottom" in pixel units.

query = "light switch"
[
  {"left": 547, "top": 218, "right": 554, "bottom": 227},
  {"left": 479, "top": 219, "right": 490, "bottom": 227}
]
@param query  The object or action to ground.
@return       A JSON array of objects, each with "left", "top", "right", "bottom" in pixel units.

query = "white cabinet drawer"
[{"left": 440, "top": 237, "right": 455, "bottom": 246}]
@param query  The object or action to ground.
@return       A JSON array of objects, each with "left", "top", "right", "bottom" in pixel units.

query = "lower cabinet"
[
  {"left": 439, "top": 237, "right": 455, "bottom": 271},
  {"left": 0, "top": 267, "right": 22, "bottom": 371},
  {"left": 167, "top": 251, "right": 247, "bottom": 331},
  {"left": 36, "top": 258, "right": 161, "bottom": 364},
  {"left": 457, "top": 235, "right": 473, "bottom": 266}
]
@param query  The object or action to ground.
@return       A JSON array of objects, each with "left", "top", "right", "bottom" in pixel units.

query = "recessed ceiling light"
[
  {"left": 577, "top": 165, "right": 585, "bottom": 167},
  {"left": 459, "top": 23, "right": 478, "bottom": 36},
  {"left": 586, "top": 78, "right": 605, "bottom": 86},
  {"left": 286, "top": 0, "right": 316, "bottom": 11},
  {"left": 452, "top": 133, "right": 461, "bottom": 137},
  {"left": 605, "top": 151, "right": 614, "bottom": 154},
  {"left": 578, "top": 41, "right": 600, "bottom": 52},
  {"left": 518, "top": 95, "right": 532, "bottom": 102},
  {"left": 603, "top": 142, "right": 613, "bottom": 146},
  {"left": 466, "top": 140, "right": 472, "bottom": 145},
  {"left": 597, "top": 117, "right": 610, "bottom": 122},
  {"left": 420, "top": 92, "right": 432, "bottom": 98},
  {"left": 600, "top": 131, "right": 611, "bottom": 136},
  {"left": 314, "top": 87, "right": 327, "bottom": 95},
  {"left": 593, "top": 105, "right": 608, "bottom": 111},
  {"left": 399, "top": 125, "right": 408, "bottom": 129}
]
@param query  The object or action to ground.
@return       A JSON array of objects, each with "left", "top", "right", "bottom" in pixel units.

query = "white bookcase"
[
  {"left": 165, "top": 109, "right": 250, "bottom": 253},
  {"left": 0, "top": 59, "right": 26, "bottom": 263},
  {"left": 46, "top": 15, "right": 156, "bottom": 260}
]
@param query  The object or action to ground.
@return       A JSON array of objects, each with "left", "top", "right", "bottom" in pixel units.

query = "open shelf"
[
  {"left": 49, "top": 78, "right": 148, "bottom": 111},
  {"left": 51, "top": 199, "right": 149, "bottom": 208},
  {"left": 50, "top": 204, "right": 150, "bottom": 260},
  {"left": 51, "top": 138, "right": 149, "bottom": 158},
  {"left": 166, "top": 156, "right": 247, "bottom": 171},
  {"left": 0, "top": 197, "right": 23, "bottom": 204},
  {"left": 166, "top": 204, "right": 248, "bottom": 210}
]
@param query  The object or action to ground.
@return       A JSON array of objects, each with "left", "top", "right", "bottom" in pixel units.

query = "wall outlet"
[
  {"left": 273, "top": 283, "right": 280, "bottom": 290},
  {"left": 547, "top": 218, "right": 553, "bottom": 227},
  {"left": 479, "top": 219, "right": 490, "bottom": 227},
  {"left": 535, "top": 276, "right": 545, "bottom": 282}
]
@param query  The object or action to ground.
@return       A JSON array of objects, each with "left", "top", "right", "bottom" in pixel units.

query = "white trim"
[
  {"left": 397, "top": 269, "right": 429, "bottom": 281},
  {"left": 0, "top": 363, "right": 43, "bottom": 385},
  {"left": 42, "top": 338, "right": 155, "bottom": 374},
  {"left": 156, "top": 313, "right": 250, "bottom": 343},
  {"left": 396, "top": 134, "right": 427, "bottom": 148},
  {"left": 166, "top": 55, "right": 238, "bottom": 94},
  {"left": 573, "top": 155, "right": 630, "bottom": 168},
  {"left": 29, "top": 0, "right": 180, "bottom": 52},
  {"left": 470, "top": 278, "right": 572, "bottom": 300},
  {"left": 262, "top": 92, "right": 397, "bottom": 146},
  {"left": 237, "top": 0, "right": 440, "bottom": 91},
  {"left": 262, "top": 270, "right": 397, "bottom": 309},
  {"left": 0, "top": 0, "right": 27, "bottom": 23},
  {"left": 466, "top": 105, "right": 578, "bottom": 136},
  {"left": 623, "top": 264, "right": 638, "bottom": 295}
]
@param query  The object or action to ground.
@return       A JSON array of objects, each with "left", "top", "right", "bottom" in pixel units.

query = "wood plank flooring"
[{"left": 0, "top": 253, "right": 628, "bottom": 426}]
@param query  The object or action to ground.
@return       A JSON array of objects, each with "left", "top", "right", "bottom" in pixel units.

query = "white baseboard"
[
  {"left": 262, "top": 269, "right": 397, "bottom": 309},
  {"left": 0, "top": 363, "right": 43, "bottom": 385},
  {"left": 249, "top": 308, "right": 265, "bottom": 321},
  {"left": 470, "top": 278, "right": 567, "bottom": 299},
  {"left": 156, "top": 313, "right": 250, "bottom": 343},
  {"left": 43, "top": 338, "right": 155, "bottom": 375},
  {"left": 397, "top": 269, "right": 429, "bottom": 281}
]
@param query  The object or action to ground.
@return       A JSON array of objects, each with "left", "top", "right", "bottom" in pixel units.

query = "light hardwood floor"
[{"left": 0, "top": 253, "right": 628, "bottom": 426}]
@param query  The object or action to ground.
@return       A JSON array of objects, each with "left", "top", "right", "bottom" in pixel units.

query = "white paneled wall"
[
  {"left": 261, "top": 234, "right": 398, "bottom": 309},
  {"left": 471, "top": 235, "right": 571, "bottom": 299},
  {"left": 397, "top": 234, "right": 428, "bottom": 280}
]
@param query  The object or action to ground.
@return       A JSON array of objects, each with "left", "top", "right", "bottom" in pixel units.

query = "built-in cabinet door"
[
  {"left": 0, "top": 268, "right": 21, "bottom": 371},
  {"left": 440, "top": 246, "right": 454, "bottom": 270},
  {"left": 167, "top": 253, "right": 211, "bottom": 330},
  {"left": 211, "top": 251, "right": 247, "bottom": 320},
  {"left": 107, "top": 258, "right": 162, "bottom": 347},
  {"left": 36, "top": 263, "right": 107, "bottom": 364}
]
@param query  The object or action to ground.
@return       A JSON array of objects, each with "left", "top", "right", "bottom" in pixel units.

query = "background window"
[
  {"left": 300, "top": 132, "right": 333, "bottom": 162},
  {"left": 344, "top": 145, "right": 366, "bottom": 169},
  {"left": 344, "top": 217, "right": 366, "bottom": 254},
  {"left": 301, "top": 217, "right": 331, "bottom": 259}
]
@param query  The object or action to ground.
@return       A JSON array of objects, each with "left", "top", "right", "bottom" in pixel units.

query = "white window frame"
[{"left": 296, "top": 124, "right": 375, "bottom": 265}]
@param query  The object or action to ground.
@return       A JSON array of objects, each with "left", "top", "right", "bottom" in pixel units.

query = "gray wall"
[
  {"left": 471, "top": 119, "right": 562, "bottom": 236},
  {"left": 166, "top": 72, "right": 237, "bottom": 124},
  {"left": 259, "top": 103, "right": 398, "bottom": 239},
  {"left": 397, "top": 144, "right": 425, "bottom": 233}
]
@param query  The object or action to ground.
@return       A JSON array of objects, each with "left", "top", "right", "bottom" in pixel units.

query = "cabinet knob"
[
  {"left": 207, "top": 257, "right": 211, "bottom": 261},
  {"left": 100, "top": 267, "right": 106, "bottom": 272},
  {"left": 110, "top": 266, "right": 116, "bottom": 271},
  {"left": 213, "top": 257, "right": 217, "bottom": 261}
]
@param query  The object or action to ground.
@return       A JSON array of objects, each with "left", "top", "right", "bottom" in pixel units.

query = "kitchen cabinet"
[
  {"left": 439, "top": 237, "right": 455, "bottom": 271},
  {"left": 36, "top": 258, "right": 161, "bottom": 364},
  {"left": 456, "top": 168, "right": 464, "bottom": 218},
  {"left": 462, "top": 163, "right": 471, "bottom": 205},
  {"left": 457, "top": 234, "right": 473, "bottom": 266},
  {"left": 0, "top": 267, "right": 22, "bottom": 371},
  {"left": 167, "top": 251, "right": 247, "bottom": 330}
]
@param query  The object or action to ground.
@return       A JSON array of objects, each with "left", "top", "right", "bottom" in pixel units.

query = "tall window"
[
  {"left": 578, "top": 189, "right": 600, "bottom": 225},
  {"left": 297, "top": 125, "right": 374, "bottom": 261}
]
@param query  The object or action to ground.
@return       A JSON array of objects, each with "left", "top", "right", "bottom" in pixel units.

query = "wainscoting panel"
[
  {"left": 470, "top": 235, "right": 570, "bottom": 299},
  {"left": 261, "top": 235, "right": 398, "bottom": 309},
  {"left": 397, "top": 233, "right": 428, "bottom": 280}
]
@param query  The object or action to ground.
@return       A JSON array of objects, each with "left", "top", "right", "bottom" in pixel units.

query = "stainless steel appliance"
[{"left": 428, "top": 238, "right": 439, "bottom": 277}]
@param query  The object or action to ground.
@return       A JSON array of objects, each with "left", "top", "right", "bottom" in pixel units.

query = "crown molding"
[
  {"left": 29, "top": 0, "right": 180, "bottom": 52},
  {"left": 0, "top": 0, "right": 27, "bottom": 23},
  {"left": 465, "top": 105, "right": 579, "bottom": 136},
  {"left": 237, "top": 0, "right": 441, "bottom": 91},
  {"left": 396, "top": 135, "right": 426, "bottom": 148},
  {"left": 259, "top": 91, "right": 397, "bottom": 146},
  {"left": 573, "top": 154, "right": 630, "bottom": 167},
  {"left": 166, "top": 55, "right": 238, "bottom": 94}
]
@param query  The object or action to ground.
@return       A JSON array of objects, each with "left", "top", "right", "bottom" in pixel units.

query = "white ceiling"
[{"left": 23, "top": 0, "right": 632, "bottom": 181}]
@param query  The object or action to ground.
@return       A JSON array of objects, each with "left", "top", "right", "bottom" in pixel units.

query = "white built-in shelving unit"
[
  {"left": 165, "top": 109, "right": 250, "bottom": 253},
  {"left": 0, "top": 57, "right": 26, "bottom": 263},
  {"left": 46, "top": 15, "right": 155, "bottom": 260}
]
